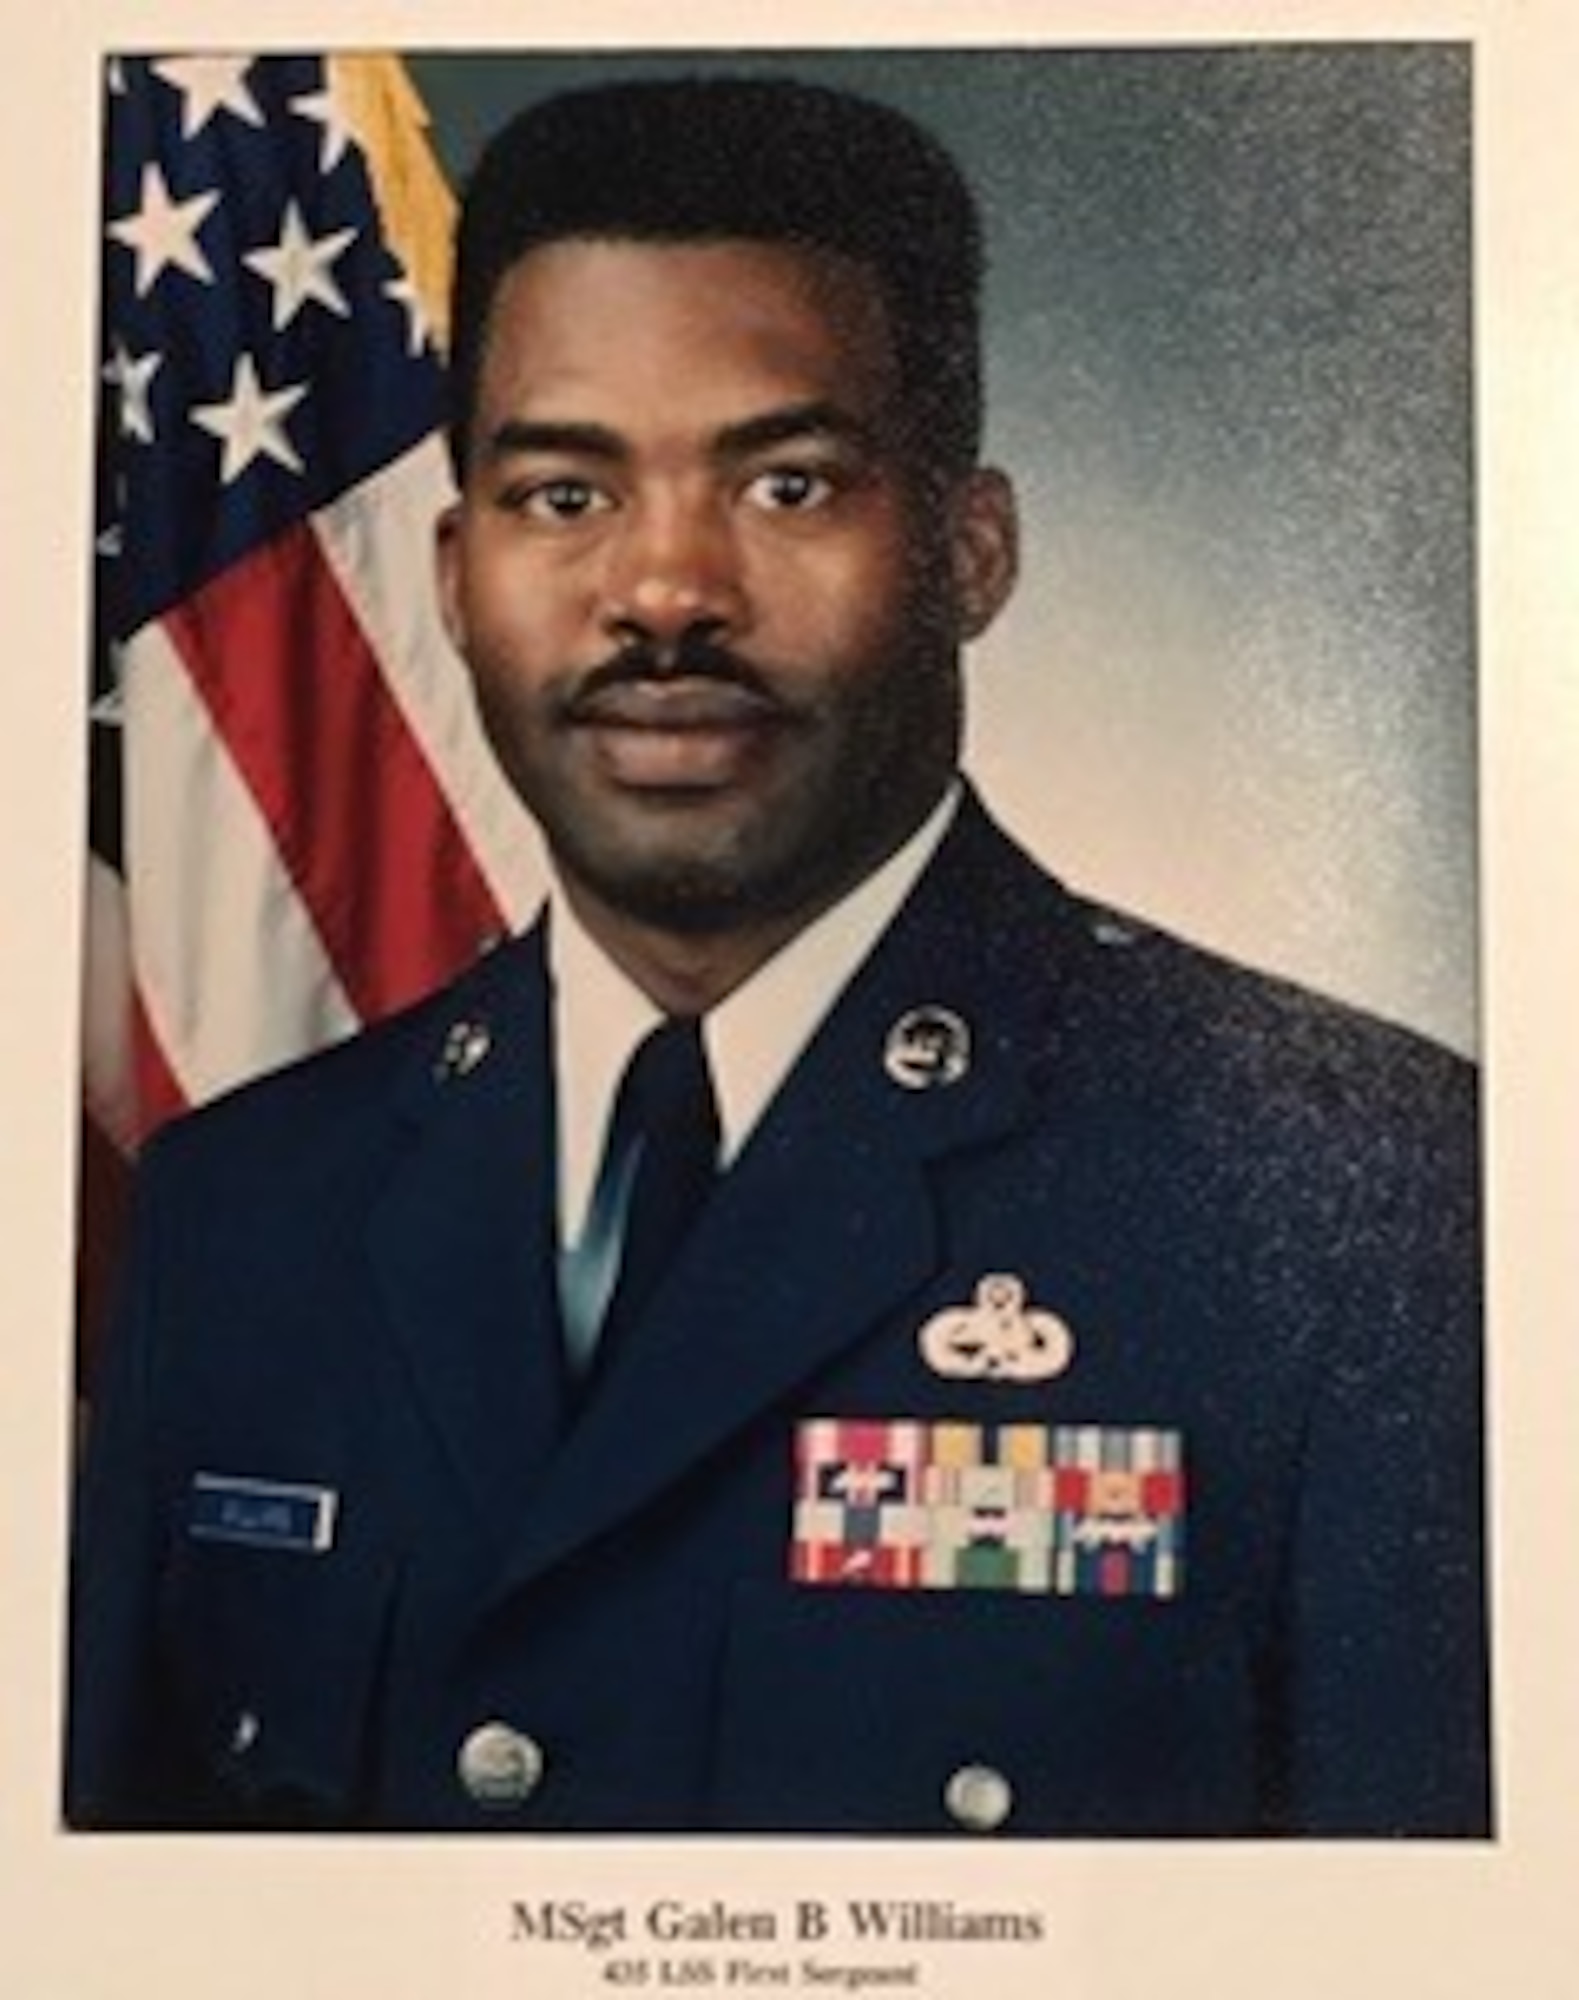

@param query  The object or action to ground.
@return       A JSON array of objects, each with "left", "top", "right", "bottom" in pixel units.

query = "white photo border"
[{"left": 4, "top": 3, "right": 1576, "bottom": 1995}]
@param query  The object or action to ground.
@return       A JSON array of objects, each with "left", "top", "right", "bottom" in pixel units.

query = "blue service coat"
[{"left": 66, "top": 794, "right": 1490, "bottom": 1835}]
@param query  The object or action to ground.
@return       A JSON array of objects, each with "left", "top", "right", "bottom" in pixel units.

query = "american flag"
[{"left": 82, "top": 53, "right": 543, "bottom": 1350}]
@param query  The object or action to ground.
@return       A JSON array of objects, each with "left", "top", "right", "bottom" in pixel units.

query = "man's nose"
[{"left": 600, "top": 492, "right": 749, "bottom": 652}]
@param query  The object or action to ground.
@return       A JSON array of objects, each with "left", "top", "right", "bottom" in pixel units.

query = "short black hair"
[{"left": 447, "top": 75, "right": 984, "bottom": 481}]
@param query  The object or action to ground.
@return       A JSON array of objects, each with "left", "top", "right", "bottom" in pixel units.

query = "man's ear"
[
  {"left": 948, "top": 467, "right": 1019, "bottom": 641},
  {"left": 434, "top": 502, "right": 468, "bottom": 654}
]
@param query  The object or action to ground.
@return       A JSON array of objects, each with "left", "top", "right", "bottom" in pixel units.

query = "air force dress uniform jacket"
[{"left": 66, "top": 793, "right": 1490, "bottom": 1836}]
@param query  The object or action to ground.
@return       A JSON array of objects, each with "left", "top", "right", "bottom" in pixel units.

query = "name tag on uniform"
[
  {"left": 187, "top": 1474, "right": 338, "bottom": 1554},
  {"left": 792, "top": 1420, "right": 1184, "bottom": 1599}
]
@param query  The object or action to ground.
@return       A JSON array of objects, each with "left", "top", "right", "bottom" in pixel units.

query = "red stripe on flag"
[
  {"left": 131, "top": 984, "right": 190, "bottom": 1139},
  {"left": 164, "top": 521, "right": 505, "bottom": 1021}
]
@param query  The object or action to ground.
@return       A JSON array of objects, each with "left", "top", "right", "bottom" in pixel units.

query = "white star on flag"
[
  {"left": 289, "top": 84, "right": 358, "bottom": 175},
  {"left": 104, "top": 341, "right": 163, "bottom": 444},
  {"left": 245, "top": 202, "right": 358, "bottom": 330},
  {"left": 151, "top": 55, "right": 264, "bottom": 140},
  {"left": 191, "top": 354, "right": 308, "bottom": 484},
  {"left": 109, "top": 163, "right": 219, "bottom": 296},
  {"left": 383, "top": 272, "right": 430, "bottom": 357}
]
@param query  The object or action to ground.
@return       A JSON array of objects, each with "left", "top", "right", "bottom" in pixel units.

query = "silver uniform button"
[
  {"left": 944, "top": 1762, "right": 1014, "bottom": 1833},
  {"left": 229, "top": 1709, "right": 261, "bottom": 1757},
  {"left": 457, "top": 1722, "right": 545, "bottom": 1808}
]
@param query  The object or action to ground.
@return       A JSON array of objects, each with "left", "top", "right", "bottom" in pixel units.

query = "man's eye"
[
  {"left": 745, "top": 465, "right": 837, "bottom": 513},
  {"left": 507, "top": 478, "right": 612, "bottom": 523}
]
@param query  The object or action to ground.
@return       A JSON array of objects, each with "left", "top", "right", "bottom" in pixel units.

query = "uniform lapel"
[
  {"left": 486, "top": 798, "right": 1070, "bottom": 1600},
  {"left": 365, "top": 924, "right": 570, "bottom": 1548}
]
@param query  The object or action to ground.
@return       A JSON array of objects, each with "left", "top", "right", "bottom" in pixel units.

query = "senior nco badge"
[{"left": 918, "top": 1273, "right": 1074, "bottom": 1381}]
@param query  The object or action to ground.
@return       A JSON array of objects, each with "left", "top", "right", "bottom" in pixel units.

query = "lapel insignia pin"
[
  {"left": 919, "top": 1274, "right": 1074, "bottom": 1381},
  {"left": 884, "top": 1006, "right": 971, "bottom": 1089},
  {"left": 434, "top": 1018, "right": 492, "bottom": 1081}
]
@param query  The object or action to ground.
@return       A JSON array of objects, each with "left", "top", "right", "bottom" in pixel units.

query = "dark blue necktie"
[{"left": 584, "top": 1015, "right": 720, "bottom": 1384}]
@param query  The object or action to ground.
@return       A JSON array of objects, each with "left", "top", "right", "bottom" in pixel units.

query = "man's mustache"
[{"left": 557, "top": 633, "right": 799, "bottom": 726}]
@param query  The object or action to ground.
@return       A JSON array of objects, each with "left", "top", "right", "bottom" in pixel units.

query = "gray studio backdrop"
[{"left": 410, "top": 45, "right": 1475, "bottom": 1054}]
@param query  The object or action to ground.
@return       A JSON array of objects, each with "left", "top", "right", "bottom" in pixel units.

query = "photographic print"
[{"left": 6, "top": 1, "right": 1576, "bottom": 1995}]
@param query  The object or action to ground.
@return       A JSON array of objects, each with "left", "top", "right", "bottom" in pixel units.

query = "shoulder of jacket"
[
  {"left": 906, "top": 796, "right": 1472, "bottom": 1109},
  {"left": 1056, "top": 886, "right": 1473, "bottom": 1122},
  {"left": 139, "top": 928, "right": 543, "bottom": 1181}
]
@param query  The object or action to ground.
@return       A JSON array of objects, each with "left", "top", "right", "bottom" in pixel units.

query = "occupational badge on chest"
[
  {"left": 918, "top": 1273, "right": 1073, "bottom": 1381},
  {"left": 791, "top": 1420, "right": 1185, "bottom": 1599}
]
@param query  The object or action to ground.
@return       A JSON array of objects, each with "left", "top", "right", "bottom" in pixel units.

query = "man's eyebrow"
[
  {"left": 715, "top": 402, "right": 882, "bottom": 460},
  {"left": 478, "top": 402, "right": 883, "bottom": 468},
  {"left": 480, "top": 418, "right": 627, "bottom": 464}
]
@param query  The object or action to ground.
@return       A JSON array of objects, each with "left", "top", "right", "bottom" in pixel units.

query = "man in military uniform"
[{"left": 67, "top": 76, "right": 1489, "bottom": 1836}]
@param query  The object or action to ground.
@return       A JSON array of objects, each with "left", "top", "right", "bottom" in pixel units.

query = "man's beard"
[{"left": 479, "top": 624, "right": 963, "bottom": 938}]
